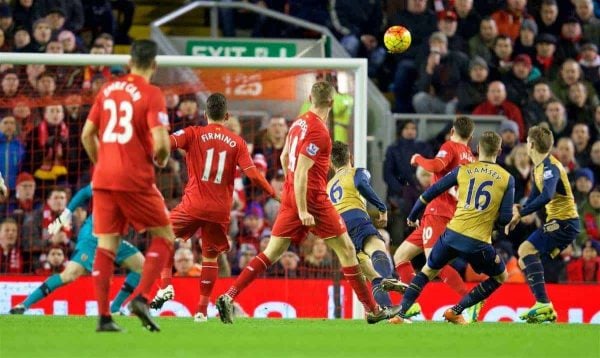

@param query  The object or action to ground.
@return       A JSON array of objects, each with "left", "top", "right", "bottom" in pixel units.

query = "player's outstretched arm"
[
  {"left": 81, "top": 121, "right": 99, "bottom": 164},
  {"left": 68, "top": 184, "right": 93, "bottom": 212},
  {"left": 518, "top": 165, "right": 559, "bottom": 217},
  {"left": 354, "top": 168, "right": 387, "bottom": 212},
  {"left": 245, "top": 166, "right": 276, "bottom": 198},
  {"left": 295, "top": 154, "right": 316, "bottom": 226},
  {"left": 412, "top": 154, "right": 447, "bottom": 172},
  {"left": 151, "top": 126, "right": 171, "bottom": 168},
  {"left": 498, "top": 176, "right": 516, "bottom": 226},
  {"left": 407, "top": 167, "right": 459, "bottom": 225}
]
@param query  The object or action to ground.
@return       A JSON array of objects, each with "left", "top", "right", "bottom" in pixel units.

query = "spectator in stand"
[
  {"left": 172, "top": 94, "right": 204, "bottom": 132},
  {"left": 455, "top": 0, "right": 482, "bottom": 41},
  {"left": 12, "top": 26, "right": 31, "bottom": 52},
  {"left": 33, "top": 0, "right": 84, "bottom": 33},
  {"left": 82, "top": 45, "right": 112, "bottom": 91},
  {"left": 577, "top": 187, "right": 600, "bottom": 249},
  {"left": 173, "top": 248, "right": 202, "bottom": 277},
  {"left": 0, "top": 115, "right": 25, "bottom": 190},
  {"left": 489, "top": 35, "right": 514, "bottom": 79},
  {"left": 533, "top": 33, "right": 560, "bottom": 79},
  {"left": 468, "top": 17, "right": 498, "bottom": 64},
  {"left": 45, "top": 7, "right": 67, "bottom": 37},
  {"left": 110, "top": 0, "right": 135, "bottom": 44},
  {"left": 24, "top": 18, "right": 52, "bottom": 52},
  {"left": 35, "top": 245, "right": 66, "bottom": 275},
  {"left": 1, "top": 69, "right": 20, "bottom": 99},
  {"left": 263, "top": 169, "right": 284, "bottom": 226},
  {"left": 536, "top": 0, "right": 562, "bottom": 36},
  {"left": 4, "top": 172, "right": 39, "bottom": 217},
  {"left": 556, "top": 137, "right": 580, "bottom": 179},
  {"left": 233, "top": 243, "right": 258, "bottom": 276},
  {"left": 589, "top": 141, "right": 600, "bottom": 179},
  {"left": 21, "top": 63, "right": 45, "bottom": 97},
  {"left": 0, "top": 218, "right": 22, "bottom": 274},
  {"left": 551, "top": 59, "right": 599, "bottom": 106},
  {"left": 523, "top": 81, "right": 553, "bottom": 128},
  {"left": 571, "top": 122, "right": 593, "bottom": 167},
  {"left": 0, "top": 28, "right": 9, "bottom": 52},
  {"left": 93, "top": 32, "right": 114, "bottom": 55},
  {"left": 492, "top": 0, "right": 532, "bottom": 41},
  {"left": 498, "top": 120, "right": 520, "bottom": 166},
  {"left": 83, "top": 1, "right": 114, "bottom": 38},
  {"left": 45, "top": 39, "right": 63, "bottom": 54},
  {"left": 58, "top": 30, "right": 84, "bottom": 54},
  {"left": 456, "top": 56, "right": 490, "bottom": 113},
  {"left": 592, "top": 105, "right": 600, "bottom": 141},
  {"left": 299, "top": 237, "right": 332, "bottom": 279},
  {"left": 473, "top": 81, "right": 526, "bottom": 141},
  {"left": 567, "top": 241, "right": 600, "bottom": 283},
  {"left": 437, "top": 10, "right": 467, "bottom": 54},
  {"left": 574, "top": 168, "right": 595, "bottom": 205},
  {"left": 12, "top": 0, "right": 35, "bottom": 32},
  {"left": 412, "top": 32, "right": 469, "bottom": 114},
  {"left": 253, "top": 116, "right": 288, "bottom": 180},
  {"left": 556, "top": 16, "right": 585, "bottom": 63},
  {"left": 505, "top": 144, "right": 532, "bottom": 202},
  {"left": 544, "top": 99, "right": 572, "bottom": 140},
  {"left": 0, "top": 4, "right": 15, "bottom": 41},
  {"left": 35, "top": 71, "right": 57, "bottom": 98},
  {"left": 575, "top": 0, "right": 600, "bottom": 45},
  {"left": 578, "top": 43, "right": 600, "bottom": 88},
  {"left": 164, "top": 91, "right": 179, "bottom": 125},
  {"left": 330, "top": 0, "right": 386, "bottom": 78},
  {"left": 237, "top": 202, "right": 269, "bottom": 253},
  {"left": 389, "top": 0, "right": 438, "bottom": 112},
  {"left": 277, "top": 251, "right": 300, "bottom": 278},
  {"left": 27, "top": 104, "right": 69, "bottom": 181},
  {"left": 567, "top": 82, "right": 597, "bottom": 125},
  {"left": 514, "top": 18, "right": 538, "bottom": 58},
  {"left": 503, "top": 54, "right": 538, "bottom": 107}
]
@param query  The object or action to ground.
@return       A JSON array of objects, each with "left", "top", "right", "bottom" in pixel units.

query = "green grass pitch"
[{"left": 1, "top": 316, "right": 598, "bottom": 358}]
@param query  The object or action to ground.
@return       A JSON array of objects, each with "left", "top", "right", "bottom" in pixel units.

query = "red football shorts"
[
  {"left": 93, "top": 187, "right": 170, "bottom": 235},
  {"left": 170, "top": 205, "right": 230, "bottom": 258},
  {"left": 272, "top": 191, "right": 347, "bottom": 243},
  {"left": 405, "top": 215, "right": 450, "bottom": 250}
]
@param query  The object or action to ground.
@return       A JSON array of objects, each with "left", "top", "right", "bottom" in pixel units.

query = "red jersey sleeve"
[
  {"left": 169, "top": 127, "right": 195, "bottom": 151},
  {"left": 146, "top": 87, "right": 169, "bottom": 130},
  {"left": 87, "top": 92, "right": 103, "bottom": 127},
  {"left": 433, "top": 142, "right": 456, "bottom": 170},
  {"left": 298, "top": 127, "right": 328, "bottom": 160},
  {"left": 236, "top": 138, "right": 255, "bottom": 171}
]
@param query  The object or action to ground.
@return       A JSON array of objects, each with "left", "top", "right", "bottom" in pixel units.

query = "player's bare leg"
[
  {"left": 150, "top": 239, "right": 179, "bottom": 310},
  {"left": 195, "top": 254, "right": 219, "bottom": 323},
  {"left": 112, "top": 252, "right": 144, "bottom": 314},
  {"left": 382, "top": 240, "right": 422, "bottom": 292},
  {"left": 325, "top": 233, "right": 400, "bottom": 324},
  {"left": 217, "top": 237, "right": 291, "bottom": 324},
  {"left": 518, "top": 241, "right": 557, "bottom": 323},
  {"left": 128, "top": 225, "right": 175, "bottom": 332},
  {"left": 94, "top": 234, "right": 123, "bottom": 332}
]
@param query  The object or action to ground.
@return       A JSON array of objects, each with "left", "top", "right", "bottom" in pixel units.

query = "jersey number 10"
[{"left": 464, "top": 179, "right": 493, "bottom": 210}]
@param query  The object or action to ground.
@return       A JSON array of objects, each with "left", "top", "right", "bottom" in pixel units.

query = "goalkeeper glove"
[{"left": 48, "top": 208, "right": 72, "bottom": 236}]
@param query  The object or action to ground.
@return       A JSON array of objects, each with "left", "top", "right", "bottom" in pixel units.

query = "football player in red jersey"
[
  {"left": 149, "top": 93, "right": 276, "bottom": 322},
  {"left": 81, "top": 39, "right": 175, "bottom": 332},
  {"left": 382, "top": 116, "right": 477, "bottom": 321},
  {"left": 215, "top": 81, "right": 400, "bottom": 324}
]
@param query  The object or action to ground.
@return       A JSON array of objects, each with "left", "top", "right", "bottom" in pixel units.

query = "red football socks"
[
  {"left": 93, "top": 248, "right": 116, "bottom": 317},
  {"left": 225, "top": 252, "right": 271, "bottom": 299},
  {"left": 197, "top": 261, "right": 219, "bottom": 315},
  {"left": 439, "top": 266, "right": 469, "bottom": 296},
  {"left": 396, "top": 261, "right": 416, "bottom": 285},
  {"left": 159, "top": 254, "right": 174, "bottom": 289},
  {"left": 132, "top": 237, "right": 174, "bottom": 302},
  {"left": 342, "top": 265, "right": 378, "bottom": 313}
]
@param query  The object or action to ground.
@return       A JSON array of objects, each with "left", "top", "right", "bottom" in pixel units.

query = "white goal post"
[{"left": 0, "top": 53, "right": 368, "bottom": 168}]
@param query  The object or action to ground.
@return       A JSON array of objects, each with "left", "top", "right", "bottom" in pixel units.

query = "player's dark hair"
[
  {"left": 528, "top": 125, "right": 554, "bottom": 154},
  {"left": 331, "top": 141, "right": 350, "bottom": 168},
  {"left": 479, "top": 131, "right": 502, "bottom": 156},
  {"left": 206, "top": 93, "right": 227, "bottom": 120},
  {"left": 453, "top": 116, "right": 474, "bottom": 140},
  {"left": 130, "top": 39, "right": 157, "bottom": 70},
  {"left": 310, "top": 81, "right": 335, "bottom": 108}
]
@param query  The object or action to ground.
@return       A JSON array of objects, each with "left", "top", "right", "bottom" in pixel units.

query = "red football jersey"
[
  {"left": 170, "top": 123, "right": 254, "bottom": 223},
  {"left": 284, "top": 111, "right": 331, "bottom": 194},
  {"left": 424, "top": 141, "right": 475, "bottom": 218},
  {"left": 88, "top": 74, "right": 169, "bottom": 192}
]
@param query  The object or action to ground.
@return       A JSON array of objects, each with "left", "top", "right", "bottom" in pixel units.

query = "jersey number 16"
[{"left": 464, "top": 179, "right": 493, "bottom": 210}]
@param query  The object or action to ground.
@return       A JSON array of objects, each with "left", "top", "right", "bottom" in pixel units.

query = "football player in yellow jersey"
[
  {"left": 328, "top": 141, "right": 408, "bottom": 312},
  {"left": 505, "top": 126, "right": 580, "bottom": 323},
  {"left": 396, "top": 132, "right": 514, "bottom": 324}
]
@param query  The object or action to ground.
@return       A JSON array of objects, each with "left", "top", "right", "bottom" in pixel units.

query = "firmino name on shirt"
[
  {"left": 201, "top": 132, "right": 237, "bottom": 147},
  {"left": 103, "top": 81, "right": 142, "bottom": 102}
]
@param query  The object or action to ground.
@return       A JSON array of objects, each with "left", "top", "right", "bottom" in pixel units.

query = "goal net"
[{"left": 0, "top": 53, "right": 367, "bottom": 283}]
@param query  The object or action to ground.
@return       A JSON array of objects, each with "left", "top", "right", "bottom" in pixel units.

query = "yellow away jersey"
[
  {"left": 327, "top": 167, "right": 366, "bottom": 215},
  {"left": 531, "top": 155, "right": 578, "bottom": 221}
]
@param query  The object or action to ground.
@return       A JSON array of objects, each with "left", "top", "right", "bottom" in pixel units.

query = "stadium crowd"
[{"left": 0, "top": 0, "right": 599, "bottom": 284}]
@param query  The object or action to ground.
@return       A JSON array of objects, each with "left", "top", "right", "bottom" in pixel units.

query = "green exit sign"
[{"left": 186, "top": 40, "right": 296, "bottom": 57}]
